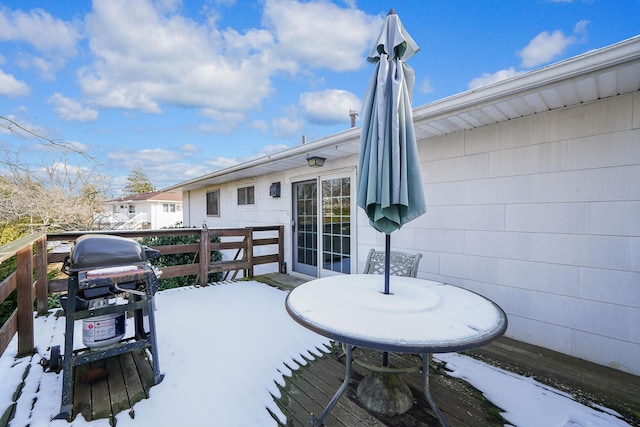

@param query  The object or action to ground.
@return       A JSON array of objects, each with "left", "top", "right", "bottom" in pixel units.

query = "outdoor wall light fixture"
[{"left": 307, "top": 156, "right": 326, "bottom": 167}]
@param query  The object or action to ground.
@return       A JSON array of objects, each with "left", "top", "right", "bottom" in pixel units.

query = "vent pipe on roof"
[
  {"left": 302, "top": 135, "right": 306, "bottom": 144},
  {"left": 349, "top": 110, "right": 358, "bottom": 128}
]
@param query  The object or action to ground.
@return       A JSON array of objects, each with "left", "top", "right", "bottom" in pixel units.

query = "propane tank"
[{"left": 82, "top": 298, "right": 126, "bottom": 349}]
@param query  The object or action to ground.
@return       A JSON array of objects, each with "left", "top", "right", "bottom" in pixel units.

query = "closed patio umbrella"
[{"left": 357, "top": 9, "right": 426, "bottom": 294}]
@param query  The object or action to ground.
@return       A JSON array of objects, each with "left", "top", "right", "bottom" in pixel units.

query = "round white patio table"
[{"left": 285, "top": 274, "right": 508, "bottom": 427}]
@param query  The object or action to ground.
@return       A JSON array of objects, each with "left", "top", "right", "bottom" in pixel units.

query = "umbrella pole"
[{"left": 384, "top": 233, "right": 391, "bottom": 294}]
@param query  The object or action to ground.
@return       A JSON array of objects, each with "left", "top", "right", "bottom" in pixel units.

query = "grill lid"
[{"left": 66, "top": 234, "right": 157, "bottom": 272}]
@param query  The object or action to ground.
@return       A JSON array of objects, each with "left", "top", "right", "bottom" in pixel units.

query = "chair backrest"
[{"left": 362, "top": 249, "right": 422, "bottom": 278}]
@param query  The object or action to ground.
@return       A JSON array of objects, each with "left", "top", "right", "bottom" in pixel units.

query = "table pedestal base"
[
  {"left": 311, "top": 346, "right": 449, "bottom": 427},
  {"left": 356, "top": 371, "right": 413, "bottom": 415}
]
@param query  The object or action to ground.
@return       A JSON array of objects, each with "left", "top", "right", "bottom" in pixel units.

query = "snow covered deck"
[{"left": 0, "top": 279, "right": 638, "bottom": 426}]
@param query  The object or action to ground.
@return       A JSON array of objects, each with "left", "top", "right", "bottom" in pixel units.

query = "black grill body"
[{"left": 55, "top": 234, "right": 164, "bottom": 420}]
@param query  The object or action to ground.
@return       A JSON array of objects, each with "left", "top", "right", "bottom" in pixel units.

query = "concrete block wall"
[{"left": 411, "top": 92, "right": 640, "bottom": 375}]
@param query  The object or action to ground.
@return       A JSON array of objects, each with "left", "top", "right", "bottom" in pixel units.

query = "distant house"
[
  {"left": 164, "top": 36, "right": 640, "bottom": 375},
  {"left": 99, "top": 191, "right": 183, "bottom": 230}
]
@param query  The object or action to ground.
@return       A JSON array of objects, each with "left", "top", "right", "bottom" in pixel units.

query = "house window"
[
  {"left": 237, "top": 186, "right": 255, "bottom": 205},
  {"left": 163, "top": 203, "right": 176, "bottom": 212},
  {"left": 206, "top": 190, "right": 220, "bottom": 217}
]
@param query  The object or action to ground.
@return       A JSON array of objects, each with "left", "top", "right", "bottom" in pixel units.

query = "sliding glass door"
[{"left": 292, "top": 171, "right": 355, "bottom": 277}]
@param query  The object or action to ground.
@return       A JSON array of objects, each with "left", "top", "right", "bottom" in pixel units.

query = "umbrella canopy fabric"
[{"left": 356, "top": 10, "right": 426, "bottom": 235}]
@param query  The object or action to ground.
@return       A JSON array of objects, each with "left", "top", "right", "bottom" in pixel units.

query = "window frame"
[
  {"left": 206, "top": 189, "right": 221, "bottom": 217},
  {"left": 237, "top": 186, "right": 255, "bottom": 206}
]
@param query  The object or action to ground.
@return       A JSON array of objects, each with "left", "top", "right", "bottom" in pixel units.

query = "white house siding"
[
  {"left": 409, "top": 92, "right": 640, "bottom": 375},
  {"left": 187, "top": 156, "right": 361, "bottom": 276},
  {"left": 119, "top": 201, "right": 182, "bottom": 229},
  {"left": 182, "top": 92, "right": 639, "bottom": 375},
  {"left": 187, "top": 172, "right": 294, "bottom": 276}
]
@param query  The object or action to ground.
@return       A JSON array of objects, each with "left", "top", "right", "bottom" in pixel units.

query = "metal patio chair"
[{"left": 362, "top": 248, "right": 422, "bottom": 278}]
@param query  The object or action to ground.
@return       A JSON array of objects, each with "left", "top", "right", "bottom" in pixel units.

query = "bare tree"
[
  {"left": 0, "top": 158, "right": 111, "bottom": 232},
  {"left": 1, "top": 115, "right": 86, "bottom": 157},
  {"left": 1, "top": 116, "right": 111, "bottom": 234}
]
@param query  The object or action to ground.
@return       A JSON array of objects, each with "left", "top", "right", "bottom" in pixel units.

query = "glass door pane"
[
  {"left": 292, "top": 180, "right": 318, "bottom": 277},
  {"left": 321, "top": 177, "right": 351, "bottom": 274}
]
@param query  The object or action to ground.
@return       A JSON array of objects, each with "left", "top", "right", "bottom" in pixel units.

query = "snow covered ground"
[{"left": 0, "top": 281, "right": 632, "bottom": 426}]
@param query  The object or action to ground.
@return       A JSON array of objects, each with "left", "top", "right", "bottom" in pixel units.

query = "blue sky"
[{"left": 1, "top": 0, "right": 638, "bottom": 194}]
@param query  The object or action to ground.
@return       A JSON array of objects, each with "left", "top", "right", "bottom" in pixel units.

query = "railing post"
[
  {"left": 36, "top": 235, "right": 49, "bottom": 315},
  {"left": 199, "top": 228, "right": 210, "bottom": 285},
  {"left": 246, "top": 228, "right": 254, "bottom": 278},
  {"left": 278, "top": 225, "right": 285, "bottom": 273},
  {"left": 16, "top": 244, "right": 34, "bottom": 356}
]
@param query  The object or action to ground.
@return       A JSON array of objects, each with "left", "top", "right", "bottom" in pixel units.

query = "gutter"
[
  {"left": 163, "top": 126, "right": 360, "bottom": 192},
  {"left": 412, "top": 34, "right": 640, "bottom": 125}
]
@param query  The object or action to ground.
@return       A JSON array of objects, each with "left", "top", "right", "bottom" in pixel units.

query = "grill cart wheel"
[{"left": 50, "top": 345, "right": 62, "bottom": 374}]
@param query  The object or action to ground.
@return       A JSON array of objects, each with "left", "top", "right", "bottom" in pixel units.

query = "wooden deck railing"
[{"left": 0, "top": 226, "right": 285, "bottom": 359}]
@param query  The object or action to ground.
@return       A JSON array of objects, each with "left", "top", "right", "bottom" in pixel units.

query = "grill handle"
[{"left": 113, "top": 283, "right": 146, "bottom": 297}]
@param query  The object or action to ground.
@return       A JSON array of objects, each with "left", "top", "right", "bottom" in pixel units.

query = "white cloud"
[
  {"left": 272, "top": 115, "right": 304, "bottom": 139},
  {"left": 108, "top": 148, "right": 177, "bottom": 165},
  {"left": 262, "top": 0, "right": 383, "bottom": 72},
  {"left": 64, "top": 0, "right": 382, "bottom": 139},
  {"left": 106, "top": 146, "right": 205, "bottom": 189},
  {"left": 470, "top": 20, "right": 589, "bottom": 90},
  {"left": 180, "top": 143, "right": 200, "bottom": 155},
  {"left": 205, "top": 156, "right": 240, "bottom": 169},
  {"left": 419, "top": 77, "right": 434, "bottom": 94},
  {"left": 15, "top": 53, "right": 65, "bottom": 81},
  {"left": 468, "top": 67, "right": 521, "bottom": 90},
  {"left": 198, "top": 109, "right": 247, "bottom": 134},
  {"left": 34, "top": 139, "right": 88, "bottom": 154},
  {"left": 47, "top": 161, "right": 92, "bottom": 175},
  {"left": 80, "top": 0, "right": 277, "bottom": 115},
  {"left": 0, "top": 69, "right": 30, "bottom": 96},
  {"left": 0, "top": 8, "right": 79, "bottom": 54},
  {"left": 300, "top": 89, "right": 360, "bottom": 125},
  {"left": 573, "top": 19, "right": 589, "bottom": 40},
  {"left": 518, "top": 21, "right": 588, "bottom": 69},
  {"left": 0, "top": 7, "right": 79, "bottom": 77},
  {"left": 48, "top": 93, "right": 98, "bottom": 122},
  {"left": 251, "top": 120, "right": 269, "bottom": 133},
  {"left": 105, "top": 145, "right": 249, "bottom": 189}
]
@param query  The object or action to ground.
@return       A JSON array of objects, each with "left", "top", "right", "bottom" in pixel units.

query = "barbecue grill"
[{"left": 51, "top": 234, "right": 164, "bottom": 420}]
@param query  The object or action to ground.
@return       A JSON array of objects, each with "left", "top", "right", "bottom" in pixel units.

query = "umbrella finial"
[{"left": 388, "top": 8, "right": 396, "bottom": 15}]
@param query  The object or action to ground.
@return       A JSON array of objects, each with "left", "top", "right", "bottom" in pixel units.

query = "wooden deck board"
[
  {"left": 70, "top": 349, "right": 155, "bottom": 424},
  {"left": 119, "top": 350, "right": 147, "bottom": 404},
  {"left": 105, "top": 355, "right": 129, "bottom": 416},
  {"left": 131, "top": 348, "right": 154, "bottom": 397},
  {"left": 276, "top": 345, "right": 507, "bottom": 427},
  {"left": 277, "top": 383, "right": 317, "bottom": 427},
  {"left": 89, "top": 359, "right": 111, "bottom": 420},
  {"left": 297, "top": 357, "right": 384, "bottom": 426},
  {"left": 294, "top": 370, "right": 365, "bottom": 427},
  {"left": 72, "top": 363, "right": 91, "bottom": 419}
]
